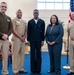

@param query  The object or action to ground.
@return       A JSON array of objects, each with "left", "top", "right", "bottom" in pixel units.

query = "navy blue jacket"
[
  {"left": 46, "top": 23, "right": 64, "bottom": 44},
  {"left": 27, "top": 19, "right": 45, "bottom": 41}
]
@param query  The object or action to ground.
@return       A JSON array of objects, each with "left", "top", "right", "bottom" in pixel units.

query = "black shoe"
[
  {"left": 14, "top": 73, "right": 19, "bottom": 75},
  {"left": 55, "top": 72, "right": 60, "bottom": 75},
  {"left": 67, "top": 72, "right": 74, "bottom": 75},
  {"left": 19, "top": 70, "right": 27, "bottom": 74},
  {"left": 31, "top": 72, "right": 36, "bottom": 75},
  {"left": 48, "top": 69, "right": 55, "bottom": 73},
  {"left": 36, "top": 72, "right": 41, "bottom": 74}
]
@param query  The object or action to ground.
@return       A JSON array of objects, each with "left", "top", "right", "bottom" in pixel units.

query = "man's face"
[
  {"left": 0, "top": 3, "right": 7, "bottom": 13},
  {"left": 71, "top": 13, "right": 74, "bottom": 20},
  {"left": 33, "top": 11, "right": 39, "bottom": 19},
  {"left": 16, "top": 10, "right": 22, "bottom": 19}
]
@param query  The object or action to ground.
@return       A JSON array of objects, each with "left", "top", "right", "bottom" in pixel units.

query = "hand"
[
  {"left": 47, "top": 41, "right": 55, "bottom": 45},
  {"left": 20, "top": 37, "right": 25, "bottom": 42},
  {"left": 47, "top": 41, "right": 51, "bottom": 45},
  {"left": 28, "top": 41, "right": 30, "bottom": 46},
  {"left": 41, "top": 41, "right": 44, "bottom": 46},
  {"left": 50, "top": 41, "right": 55, "bottom": 45},
  {"left": 2, "top": 34, "right": 8, "bottom": 40},
  {"left": 22, "top": 36, "right": 25, "bottom": 42}
]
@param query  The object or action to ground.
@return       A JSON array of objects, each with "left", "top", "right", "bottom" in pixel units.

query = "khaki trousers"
[
  {"left": 0, "top": 40, "right": 9, "bottom": 75},
  {"left": 12, "top": 39, "right": 25, "bottom": 73},
  {"left": 69, "top": 40, "right": 74, "bottom": 72}
]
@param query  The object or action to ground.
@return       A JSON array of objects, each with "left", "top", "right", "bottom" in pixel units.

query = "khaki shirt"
[
  {"left": 12, "top": 17, "right": 27, "bottom": 40},
  {"left": 67, "top": 21, "right": 74, "bottom": 38}
]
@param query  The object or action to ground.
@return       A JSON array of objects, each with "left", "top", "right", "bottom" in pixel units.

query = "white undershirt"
[
  {"left": 34, "top": 19, "right": 38, "bottom": 24},
  {"left": 19, "top": 19, "right": 22, "bottom": 21}
]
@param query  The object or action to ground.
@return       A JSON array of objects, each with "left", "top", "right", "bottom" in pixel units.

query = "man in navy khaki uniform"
[
  {"left": 12, "top": 9, "right": 27, "bottom": 75},
  {"left": 67, "top": 12, "right": 74, "bottom": 75}
]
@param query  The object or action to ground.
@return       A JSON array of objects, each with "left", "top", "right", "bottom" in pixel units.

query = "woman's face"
[{"left": 51, "top": 16, "right": 57, "bottom": 24}]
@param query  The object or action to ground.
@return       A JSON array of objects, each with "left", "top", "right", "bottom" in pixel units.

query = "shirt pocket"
[
  {"left": 5, "top": 19, "right": 11, "bottom": 28},
  {"left": 16, "top": 21, "right": 21, "bottom": 26},
  {"left": 7, "top": 19, "right": 10, "bottom": 22},
  {"left": 15, "top": 21, "right": 21, "bottom": 29}
]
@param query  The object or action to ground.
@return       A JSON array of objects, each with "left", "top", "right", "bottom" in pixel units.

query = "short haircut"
[
  {"left": 33, "top": 9, "right": 39, "bottom": 13},
  {"left": 16, "top": 9, "right": 22, "bottom": 14},
  {"left": 0, "top": 2, "right": 7, "bottom": 7},
  {"left": 0, "top": 2, "right": 7, "bottom": 5},
  {"left": 33, "top": 9, "right": 38, "bottom": 12}
]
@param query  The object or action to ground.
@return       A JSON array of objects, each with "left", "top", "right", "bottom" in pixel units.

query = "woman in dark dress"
[{"left": 46, "top": 15, "right": 64, "bottom": 75}]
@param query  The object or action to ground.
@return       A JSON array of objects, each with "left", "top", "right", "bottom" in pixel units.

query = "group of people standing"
[{"left": 0, "top": 1, "right": 74, "bottom": 75}]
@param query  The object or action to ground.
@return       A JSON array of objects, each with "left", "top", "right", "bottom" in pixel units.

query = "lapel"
[
  {"left": 50, "top": 25, "right": 56, "bottom": 34},
  {"left": 37, "top": 19, "right": 40, "bottom": 24},
  {"left": 32, "top": 19, "right": 41, "bottom": 28},
  {"left": 32, "top": 18, "right": 40, "bottom": 24},
  {"left": 32, "top": 19, "right": 36, "bottom": 24},
  {"left": 37, "top": 19, "right": 41, "bottom": 27}
]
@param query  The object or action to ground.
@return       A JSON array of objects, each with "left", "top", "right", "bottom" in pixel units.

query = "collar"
[
  {"left": 16, "top": 17, "right": 22, "bottom": 21},
  {"left": 0, "top": 12, "right": 5, "bottom": 16}
]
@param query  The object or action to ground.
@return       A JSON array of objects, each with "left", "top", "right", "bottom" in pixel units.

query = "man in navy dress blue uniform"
[{"left": 27, "top": 9, "right": 45, "bottom": 74}]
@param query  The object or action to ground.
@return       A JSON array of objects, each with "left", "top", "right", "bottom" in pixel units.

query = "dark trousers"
[
  {"left": 30, "top": 41, "right": 42, "bottom": 73},
  {"left": 48, "top": 43, "right": 62, "bottom": 73}
]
